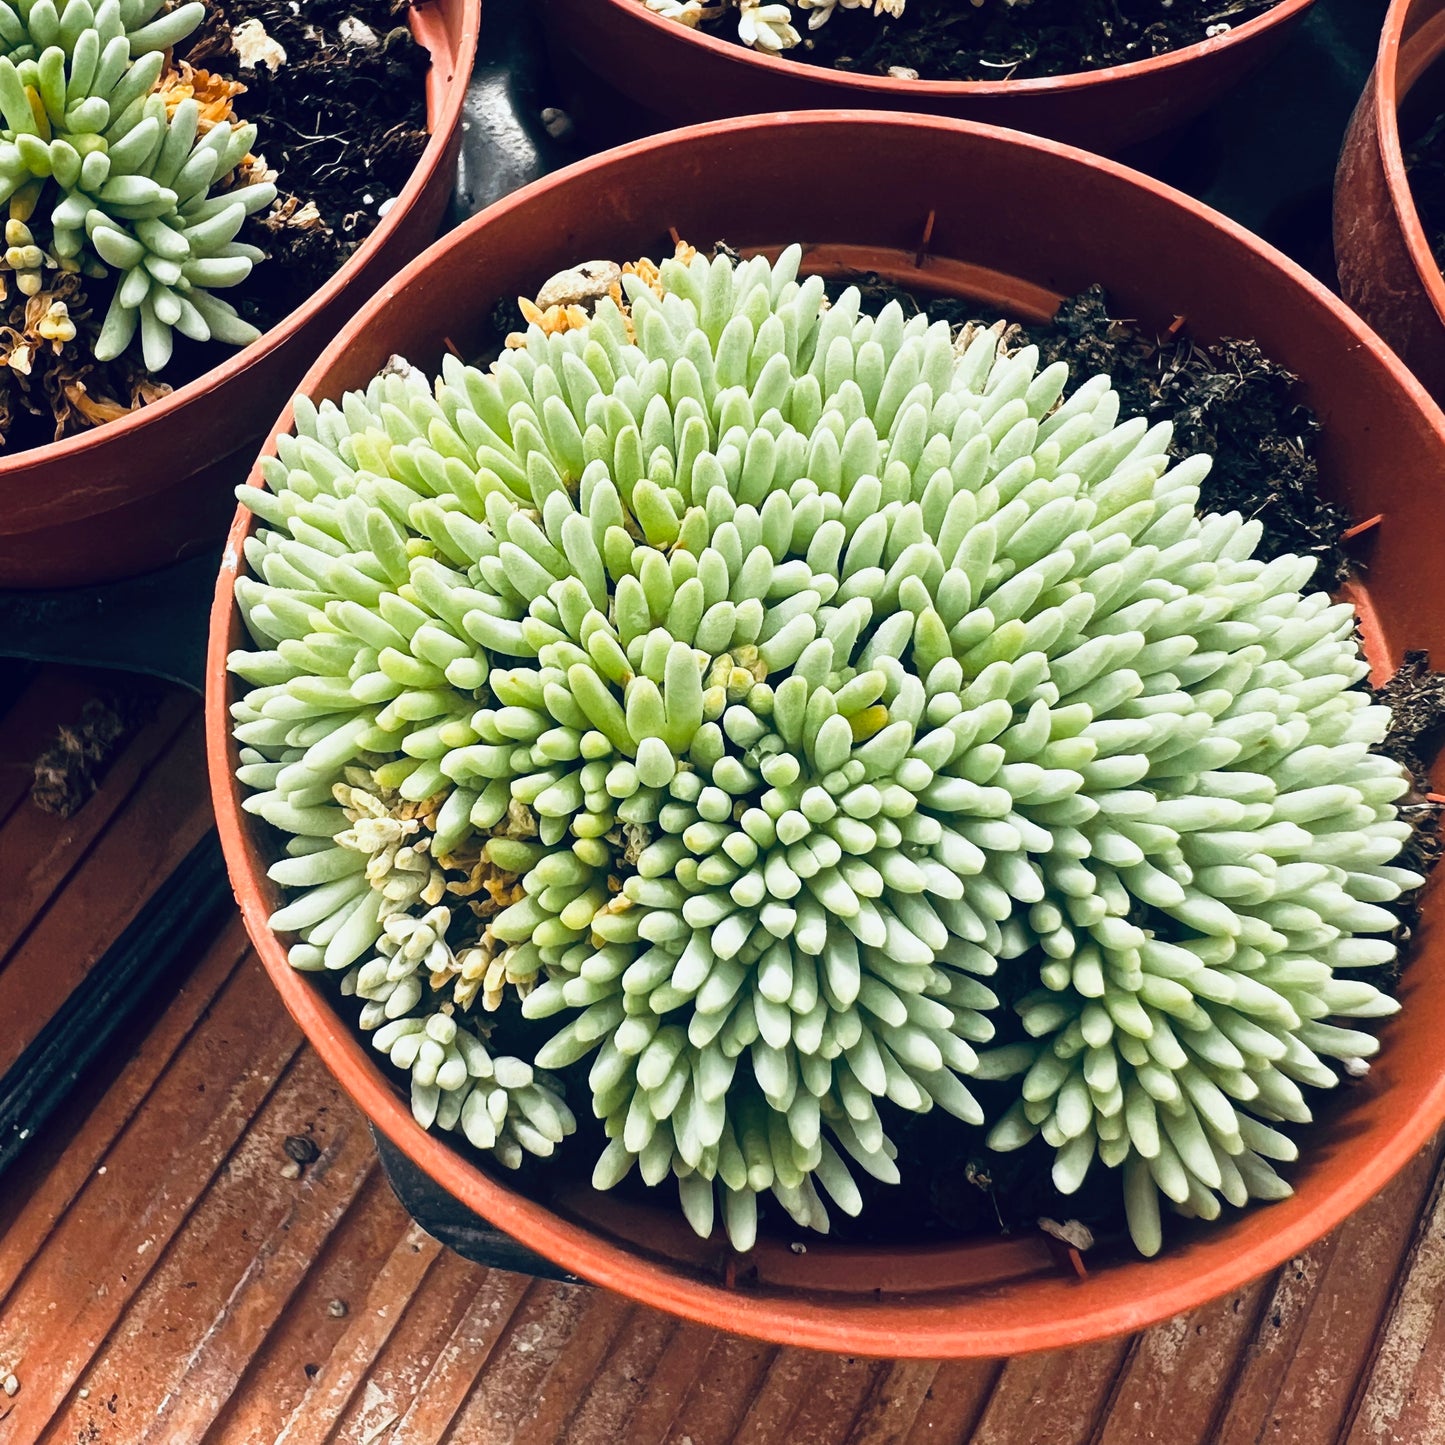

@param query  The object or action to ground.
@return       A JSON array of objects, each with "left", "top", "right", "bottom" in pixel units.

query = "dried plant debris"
[
  {"left": 181, "top": 0, "right": 429, "bottom": 327},
  {"left": 714, "top": 0, "right": 1280, "bottom": 82},
  {"left": 30, "top": 689, "right": 151, "bottom": 816},
  {"left": 0, "top": 274, "right": 172, "bottom": 443}
]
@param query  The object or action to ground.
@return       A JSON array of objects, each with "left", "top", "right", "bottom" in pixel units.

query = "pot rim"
[
  {"left": 207, "top": 110, "right": 1445, "bottom": 1358},
  {"left": 0, "top": 0, "right": 480, "bottom": 479},
  {"left": 1375, "top": 0, "right": 1445, "bottom": 331},
  {"left": 576, "top": 0, "right": 1316, "bottom": 99}
]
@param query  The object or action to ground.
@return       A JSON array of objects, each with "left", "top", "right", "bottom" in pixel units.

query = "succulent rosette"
[
  {"left": 229, "top": 245, "right": 1420, "bottom": 1255},
  {"left": 0, "top": 0, "right": 274, "bottom": 370}
]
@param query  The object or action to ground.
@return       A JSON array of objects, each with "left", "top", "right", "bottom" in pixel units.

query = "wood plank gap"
[
  {"left": 389, "top": 1269, "right": 534, "bottom": 1445},
  {"left": 1338, "top": 1148, "right": 1445, "bottom": 1445},
  {"left": 273, "top": 1222, "right": 446, "bottom": 1445},
  {"left": 133, "top": 1150, "right": 384, "bottom": 1444},
  {"left": 0, "top": 925, "right": 251, "bottom": 1303}
]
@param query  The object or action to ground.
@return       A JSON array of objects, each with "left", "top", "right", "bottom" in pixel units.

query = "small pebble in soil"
[
  {"left": 535, "top": 261, "right": 623, "bottom": 311},
  {"left": 541, "top": 107, "right": 574, "bottom": 140},
  {"left": 231, "top": 16, "right": 287, "bottom": 69},
  {"left": 280, "top": 1160, "right": 302, "bottom": 1180},
  {"left": 338, "top": 15, "right": 378, "bottom": 45},
  {"left": 3, "top": 1375, "right": 18, "bottom": 1398},
  {"left": 328, "top": 1298, "right": 349, "bottom": 1318},
  {"left": 284, "top": 1134, "right": 320, "bottom": 1165}
]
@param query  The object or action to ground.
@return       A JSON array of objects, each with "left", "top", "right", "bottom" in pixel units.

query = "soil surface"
[
  {"left": 703, "top": 0, "right": 1282, "bottom": 84},
  {"left": 0, "top": 0, "right": 429, "bottom": 453},
  {"left": 181, "top": 0, "right": 430, "bottom": 329},
  {"left": 1406, "top": 109, "right": 1445, "bottom": 277}
]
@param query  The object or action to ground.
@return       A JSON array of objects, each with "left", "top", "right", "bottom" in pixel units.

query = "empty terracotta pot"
[
  {"left": 209, "top": 112, "right": 1445, "bottom": 1358},
  {"left": 1336, "top": 0, "right": 1445, "bottom": 404},
  {"left": 541, "top": 0, "right": 1316, "bottom": 153},
  {"left": 0, "top": 0, "right": 480, "bottom": 590}
]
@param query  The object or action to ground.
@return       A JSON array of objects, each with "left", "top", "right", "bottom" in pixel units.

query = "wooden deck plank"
[
  {"left": 731, "top": 1345, "right": 818, "bottom": 1444},
  {"left": 388, "top": 1268, "right": 533, "bottom": 1445},
  {"left": 614, "top": 1320, "right": 718, "bottom": 1445},
  {"left": 553, "top": 1295, "right": 679, "bottom": 1445},
  {"left": 203, "top": 1171, "right": 421, "bottom": 1445},
  {"left": 0, "top": 685, "right": 191, "bottom": 963},
  {"left": 61, "top": 1060, "right": 379, "bottom": 1445},
  {"left": 784, "top": 1353, "right": 890, "bottom": 1444},
  {"left": 0, "top": 920, "right": 249, "bottom": 1298},
  {"left": 0, "top": 958, "right": 302, "bottom": 1438},
  {"left": 1342, "top": 1155, "right": 1445, "bottom": 1445},
  {"left": 272, "top": 1223, "right": 445, "bottom": 1445},
  {"left": 505, "top": 1289, "right": 640, "bottom": 1445},
  {"left": 899, "top": 1360, "right": 1003, "bottom": 1443},
  {"left": 0, "top": 709, "right": 213, "bottom": 1078},
  {"left": 1232, "top": 1136, "right": 1445, "bottom": 1445},
  {"left": 662, "top": 1330, "right": 779, "bottom": 1444},
  {"left": 325, "top": 1248, "right": 501, "bottom": 1445},
  {"left": 966, "top": 1340, "right": 1134, "bottom": 1445},
  {"left": 1093, "top": 1288, "right": 1269, "bottom": 1445},
  {"left": 845, "top": 1360, "right": 945, "bottom": 1445},
  {"left": 433, "top": 1279, "right": 594, "bottom": 1444}
]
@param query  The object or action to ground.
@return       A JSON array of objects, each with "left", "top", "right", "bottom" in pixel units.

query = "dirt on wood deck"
[{"left": 2, "top": 662, "right": 1444, "bottom": 1445}]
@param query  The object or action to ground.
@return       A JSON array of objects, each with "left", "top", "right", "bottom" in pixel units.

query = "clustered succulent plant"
[
  {"left": 229, "top": 244, "right": 1421, "bottom": 1256},
  {"left": 0, "top": 0, "right": 273, "bottom": 371}
]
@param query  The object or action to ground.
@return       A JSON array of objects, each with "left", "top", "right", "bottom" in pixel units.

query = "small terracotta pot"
[
  {"left": 0, "top": 0, "right": 480, "bottom": 590},
  {"left": 208, "top": 113, "right": 1445, "bottom": 1358},
  {"left": 1335, "top": 0, "right": 1445, "bottom": 404},
  {"left": 540, "top": 0, "right": 1316, "bottom": 153}
]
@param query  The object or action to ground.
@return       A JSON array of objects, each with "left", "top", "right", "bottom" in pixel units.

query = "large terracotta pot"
[
  {"left": 0, "top": 0, "right": 480, "bottom": 589},
  {"left": 1336, "top": 0, "right": 1445, "bottom": 404},
  {"left": 541, "top": 0, "right": 1316, "bottom": 153},
  {"left": 208, "top": 112, "right": 1445, "bottom": 1358}
]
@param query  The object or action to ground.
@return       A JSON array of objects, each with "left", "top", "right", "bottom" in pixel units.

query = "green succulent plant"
[
  {"left": 229, "top": 245, "right": 1420, "bottom": 1256},
  {"left": 0, "top": 0, "right": 273, "bottom": 370}
]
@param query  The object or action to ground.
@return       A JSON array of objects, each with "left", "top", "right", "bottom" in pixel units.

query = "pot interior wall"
[{"left": 221, "top": 116, "right": 1445, "bottom": 1344}]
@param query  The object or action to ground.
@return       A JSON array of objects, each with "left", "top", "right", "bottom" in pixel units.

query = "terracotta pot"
[
  {"left": 0, "top": 0, "right": 480, "bottom": 590},
  {"left": 1335, "top": 0, "right": 1445, "bottom": 404},
  {"left": 208, "top": 113, "right": 1445, "bottom": 1358},
  {"left": 540, "top": 0, "right": 1316, "bottom": 153}
]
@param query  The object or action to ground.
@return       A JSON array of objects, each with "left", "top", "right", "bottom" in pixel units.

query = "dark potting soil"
[
  {"left": 355, "top": 275, "right": 1445, "bottom": 1261},
  {"left": 1406, "top": 111, "right": 1445, "bottom": 279},
  {"left": 703, "top": 0, "right": 1281, "bottom": 84},
  {"left": 0, "top": 0, "right": 429, "bottom": 453},
  {"left": 180, "top": 0, "right": 431, "bottom": 327}
]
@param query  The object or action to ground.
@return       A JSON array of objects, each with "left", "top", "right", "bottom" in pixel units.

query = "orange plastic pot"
[
  {"left": 540, "top": 0, "right": 1316, "bottom": 153},
  {"left": 1336, "top": 0, "right": 1445, "bottom": 405},
  {"left": 208, "top": 112, "right": 1445, "bottom": 1358},
  {"left": 0, "top": 0, "right": 480, "bottom": 590}
]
